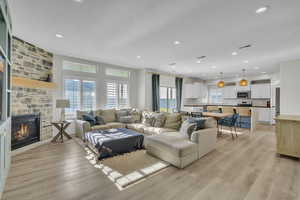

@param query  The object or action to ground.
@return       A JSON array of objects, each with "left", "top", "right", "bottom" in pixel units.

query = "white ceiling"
[{"left": 9, "top": 0, "right": 300, "bottom": 79}]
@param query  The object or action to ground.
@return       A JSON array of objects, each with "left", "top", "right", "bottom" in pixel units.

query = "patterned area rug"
[{"left": 74, "top": 138, "right": 170, "bottom": 190}]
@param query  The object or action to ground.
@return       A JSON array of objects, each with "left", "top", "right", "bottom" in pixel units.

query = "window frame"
[
  {"left": 63, "top": 75, "right": 97, "bottom": 118},
  {"left": 160, "top": 86, "right": 176, "bottom": 113},
  {"left": 105, "top": 79, "right": 130, "bottom": 109}
]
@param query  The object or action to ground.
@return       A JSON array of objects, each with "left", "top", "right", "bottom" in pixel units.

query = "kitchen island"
[{"left": 183, "top": 104, "right": 271, "bottom": 132}]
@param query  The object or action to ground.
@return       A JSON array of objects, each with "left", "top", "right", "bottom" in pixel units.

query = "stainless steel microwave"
[{"left": 237, "top": 91, "right": 251, "bottom": 99}]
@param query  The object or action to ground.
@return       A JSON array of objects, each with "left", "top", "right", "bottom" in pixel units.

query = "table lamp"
[{"left": 56, "top": 99, "right": 70, "bottom": 122}]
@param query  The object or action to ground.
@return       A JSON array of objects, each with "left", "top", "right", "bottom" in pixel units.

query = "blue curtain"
[
  {"left": 175, "top": 77, "right": 183, "bottom": 112},
  {"left": 152, "top": 74, "right": 160, "bottom": 112}
]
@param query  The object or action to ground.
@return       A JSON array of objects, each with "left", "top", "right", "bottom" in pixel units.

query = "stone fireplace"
[
  {"left": 12, "top": 36, "right": 54, "bottom": 149},
  {"left": 11, "top": 114, "right": 41, "bottom": 150}
]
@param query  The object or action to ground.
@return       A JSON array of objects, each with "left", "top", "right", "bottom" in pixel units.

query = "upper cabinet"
[
  {"left": 223, "top": 85, "right": 236, "bottom": 99},
  {"left": 184, "top": 82, "right": 206, "bottom": 99},
  {"left": 236, "top": 85, "right": 251, "bottom": 92},
  {"left": 251, "top": 84, "right": 271, "bottom": 99}
]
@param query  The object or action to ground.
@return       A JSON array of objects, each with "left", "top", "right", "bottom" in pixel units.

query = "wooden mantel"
[{"left": 12, "top": 76, "right": 57, "bottom": 89}]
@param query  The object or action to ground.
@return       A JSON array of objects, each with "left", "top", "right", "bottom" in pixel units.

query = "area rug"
[{"left": 74, "top": 138, "right": 170, "bottom": 190}]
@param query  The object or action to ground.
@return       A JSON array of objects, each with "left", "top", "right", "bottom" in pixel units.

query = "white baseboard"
[{"left": 11, "top": 139, "right": 52, "bottom": 156}]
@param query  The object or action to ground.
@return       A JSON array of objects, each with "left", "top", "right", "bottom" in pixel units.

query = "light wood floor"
[{"left": 3, "top": 125, "right": 300, "bottom": 200}]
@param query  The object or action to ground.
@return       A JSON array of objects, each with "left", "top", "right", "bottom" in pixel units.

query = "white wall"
[
  {"left": 280, "top": 60, "right": 300, "bottom": 115},
  {"left": 53, "top": 54, "right": 139, "bottom": 118}
]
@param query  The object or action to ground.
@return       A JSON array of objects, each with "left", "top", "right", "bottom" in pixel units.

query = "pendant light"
[
  {"left": 239, "top": 69, "right": 248, "bottom": 86},
  {"left": 217, "top": 72, "right": 225, "bottom": 88}
]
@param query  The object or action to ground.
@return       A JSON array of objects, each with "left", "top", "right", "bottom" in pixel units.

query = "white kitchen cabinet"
[
  {"left": 251, "top": 84, "right": 271, "bottom": 99},
  {"left": 237, "top": 85, "right": 251, "bottom": 92},
  {"left": 223, "top": 86, "right": 236, "bottom": 99},
  {"left": 184, "top": 82, "right": 204, "bottom": 98},
  {"left": 256, "top": 108, "right": 271, "bottom": 123}
]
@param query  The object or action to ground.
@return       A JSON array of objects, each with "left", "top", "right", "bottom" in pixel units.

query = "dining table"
[{"left": 202, "top": 112, "right": 233, "bottom": 136}]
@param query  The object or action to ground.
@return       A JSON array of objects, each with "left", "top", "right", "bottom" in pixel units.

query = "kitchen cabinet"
[
  {"left": 275, "top": 115, "right": 300, "bottom": 158},
  {"left": 223, "top": 86, "right": 236, "bottom": 99},
  {"left": 184, "top": 82, "right": 205, "bottom": 99},
  {"left": 256, "top": 107, "right": 271, "bottom": 123},
  {"left": 236, "top": 85, "right": 251, "bottom": 92},
  {"left": 251, "top": 84, "right": 271, "bottom": 99}
]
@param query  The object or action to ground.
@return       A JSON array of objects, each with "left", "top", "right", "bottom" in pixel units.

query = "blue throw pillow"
[
  {"left": 188, "top": 118, "right": 206, "bottom": 130},
  {"left": 82, "top": 114, "right": 96, "bottom": 126},
  {"left": 95, "top": 115, "right": 105, "bottom": 125}
]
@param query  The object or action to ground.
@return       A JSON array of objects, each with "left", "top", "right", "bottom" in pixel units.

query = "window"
[
  {"left": 106, "top": 81, "right": 129, "bottom": 109},
  {"left": 63, "top": 61, "right": 97, "bottom": 73},
  {"left": 208, "top": 86, "right": 223, "bottom": 104},
  {"left": 160, "top": 87, "right": 176, "bottom": 112},
  {"left": 64, "top": 79, "right": 96, "bottom": 118},
  {"left": 105, "top": 68, "right": 130, "bottom": 78}
]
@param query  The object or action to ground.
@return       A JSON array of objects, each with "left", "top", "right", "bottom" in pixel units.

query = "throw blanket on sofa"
[{"left": 85, "top": 128, "right": 144, "bottom": 159}]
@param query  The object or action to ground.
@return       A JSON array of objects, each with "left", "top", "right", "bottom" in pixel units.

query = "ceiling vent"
[
  {"left": 239, "top": 44, "right": 252, "bottom": 50},
  {"left": 197, "top": 56, "right": 206, "bottom": 60}
]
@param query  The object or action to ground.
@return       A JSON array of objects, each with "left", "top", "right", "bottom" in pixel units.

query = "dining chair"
[{"left": 219, "top": 114, "right": 239, "bottom": 139}]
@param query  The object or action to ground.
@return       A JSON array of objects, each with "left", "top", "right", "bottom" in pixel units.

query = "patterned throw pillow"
[
  {"left": 180, "top": 120, "right": 197, "bottom": 139},
  {"left": 152, "top": 113, "right": 166, "bottom": 127},
  {"left": 142, "top": 111, "right": 154, "bottom": 126}
]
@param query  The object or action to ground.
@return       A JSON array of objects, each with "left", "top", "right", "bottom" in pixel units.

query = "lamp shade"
[
  {"left": 217, "top": 80, "right": 225, "bottom": 88},
  {"left": 56, "top": 99, "right": 70, "bottom": 108}
]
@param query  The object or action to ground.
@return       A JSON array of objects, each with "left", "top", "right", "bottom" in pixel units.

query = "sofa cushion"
[
  {"left": 91, "top": 124, "right": 111, "bottom": 131},
  {"left": 101, "top": 109, "right": 117, "bottom": 123},
  {"left": 116, "top": 110, "right": 129, "bottom": 121},
  {"left": 126, "top": 123, "right": 147, "bottom": 133},
  {"left": 180, "top": 120, "right": 196, "bottom": 139},
  {"left": 93, "top": 109, "right": 102, "bottom": 117},
  {"left": 164, "top": 113, "right": 182, "bottom": 130},
  {"left": 106, "top": 122, "right": 126, "bottom": 129},
  {"left": 145, "top": 132, "right": 198, "bottom": 157},
  {"left": 143, "top": 127, "right": 175, "bottom": 135},
  {"left": 119, "top": 116, "right": 134, "bottom": 123},
  {"left": 152, "top": 113, "right": 166, "bottom": 127}
]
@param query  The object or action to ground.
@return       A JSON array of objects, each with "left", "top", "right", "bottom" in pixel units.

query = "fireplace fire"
[
  {"left": 11, "top": 113, "right": 41, "bottom": 150},
  {"left": 15, "top": 124, "right": 30, "bottom": 140}
]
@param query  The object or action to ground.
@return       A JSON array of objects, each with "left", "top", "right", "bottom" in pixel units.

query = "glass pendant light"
[
  {"left": 239, "top": 69, "right": 248, "bottom": 86},
  {"left": 217, "top": 72, "right": 225, "bottom": 88}
]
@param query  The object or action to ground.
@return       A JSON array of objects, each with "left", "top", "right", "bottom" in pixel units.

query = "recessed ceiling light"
[
  {"left": 254, "top": 66, "right": 260, "bottom": 70},
  {"left": 243, "top": 60, "right": 249, "bottom": 64},
  {"left": 196, "top": 60, "right": 201, "bottom": 64},
  {"left": 232, "top": 52, "right": 238, "bottom": 56},
  {"left": 73, "top": 0, "right": 84, "bottom": 3},
  {"left": 55, "top": 34, "right": 63, "bottom": 38},
  {"left": 256, "top": 6, "right": 269, "bottom": 14},
  {"left": 211, "top": 66, "right": 217, "bottom": 69},
  {"left": 261, "top": 71, "right": 267, "bottom": 74},
  {"left": 137, "top": 56, "right": 141, "bottom": 59},
  {"left": 174, "top": 41, "right": 181, "bottom": 45}
]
